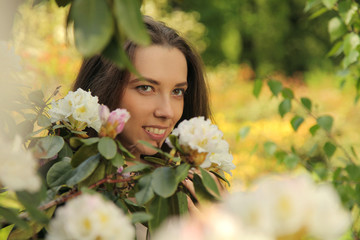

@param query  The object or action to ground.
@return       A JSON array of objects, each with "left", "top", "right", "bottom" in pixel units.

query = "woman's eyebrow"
[{"left": 129, "top": 78, "right": 188, "bottom": 87}]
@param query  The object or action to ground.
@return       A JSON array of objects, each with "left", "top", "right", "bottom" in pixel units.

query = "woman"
[
  {"left": 73, "top": 15, "right": 224, "bottom": 239},
  {"left": 73, "top": 15, "right": 212, "bottom": 162}
]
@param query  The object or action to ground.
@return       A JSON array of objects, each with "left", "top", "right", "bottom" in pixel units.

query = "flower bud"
[
  {"left": 99, "top": 108, "right": 130, "bottom": 138},
  {"left": 99, "top": 104, "right": 110, "bottom": 123}
]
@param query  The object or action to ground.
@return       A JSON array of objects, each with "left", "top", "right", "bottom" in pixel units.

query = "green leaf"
[
  {"left": 351, "top": 146, "right": 358, "bottom": 159},
  {"left": 37, "top": 115, "right": 51, "bottom": 127},
  {"left": 131, "top": 212, "right": 153, "bottom": 224},
  {"left": 143, "top": 156, "right": 168, "bottom": 166},
  {"left": 210, "top": 170, "right": 230, "bottom": 187},
  {"left": 328, "top": 17, "right": 347, "bottom": 42},
  {"left": 323, "top": 142, "right": 336, "bottom": 158},
  {"left": 66, "top": 154, "right": 100, "bottom": 187},
  {"left": 264, "top": 141, "right": 277, "bottom": 156},
  {"left": 283, "top": 153, "right": 300, "bottom": 169},
  {"left": 175, "top": 163, "right": 191, "bottom": 184},
  {"left": 70, "top": 0, "right": 113, "bottom": 57},
  {"left": 58, "top": 142, "right": 73, "bottom": 158},
  {"left": 327, "top": 41, "right": 343, "bottom": 57},
  {"left": 135, "top": 174, "right": 154, "bottom": 205},
  {"left": 16, "top": 191, "right": 49, "bottom": 224},
  {"left": 342, "top": 49, "right": 359, "bottom": 68},
  {"left": 8, "top": 206, "right": 56, "bottom": 240},
  {"left": 345, "top": 165, "right": 360, "bottom": 182},
  {"left": 237, "top": 126, "right": 250, "bottom": 141},
  {"left": 167, "top": 134, "right": 185, "bottom": 154},
  {"left": 117, "top": 141, "right": 135, "bottom": 158},
  {"left": 102, "top": 38, "right": 135, "bottom": 71},
  {"left": 80, "top": 137, "right": 100, "bottom": 145},
  {"left": 122, "top": 162, "right": 152, "bottom": 173},
  {"left": 0, "top": 224, "right": 14, "bottom": 240},
  {"left": 304, "top": 0, "right": 321, "bottom": 12},
  {"left": 193, "top": 174, "right": 215, "bottom": 203},
  {"left": 0, "top": 207, "right": 28, "bottom": 229},
  {"left": 111, "top": 153, "right": 125, "bottom": 168},
  {"left": 309, "top": 124, "right": 320, "bottom": 136},
  {"left": 71, "top": 143, "right": 98, "bottom": 167},
  {"left": 178, "top": 191, "right": 189, "bottom": 215},
  {"left": 339, "top": 0, "right": 358, "bottom": 24},
  {"left": 138, "top": 140, "right": 175, "bottom": 160},
  {"left": 151, "top": 167, "right": 177, "bottom": 198},
  {"left": 98, "top": 137, "right": 117, "bottom": 160},
  {"left": 267, "top": 80, "right": 283, "bottom": 96},
  {"left": 309, "top": 7, "right": 328, "bottom": 19},
  {"left": 322, "top": 0, "right": 337, "bottom": 9},
  {"left": 148, "top": 195, "right": 169, "bottom": 234},
  {"left": 316, "top": 115, "right": 333, "bottom": 132},
  {"left": 28, "top": 90, "right": 45, "bottom": 106},
  {"left": 281, "top": 88, "right": 294, "bottom": 99},
  {"left": 113, "top": 0, "right": 150, "bottom": 45},
  {"left": 275, "top": 150, "right": 287, "bottom": 164},
  {"left": 291, "top": 116, "right": 304, "bottom": 131},
  {"left": 46, "top": 158, "right": 74, "bottom": 188},
  {"left": 253, "top": 79, "right": 263, "bottom": 98},
  {"left": 35, "top": 136, "right": 64, "bottom": 159},
  {"left": 279, "top": 99, "right": 291, "bottom": 117},
  {"left": 199, "top": 168, "right": 220, "bottom": 198},
  {"left": 343, "top": 33, "right": 360, "bottom": 56}
]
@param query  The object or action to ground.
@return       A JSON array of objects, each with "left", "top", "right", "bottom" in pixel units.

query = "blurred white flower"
[
  {"left": 48, "top": 89, "right": 101, "bottom": 132},
  {"left": 153, "top": 206, "right": 272, "bottom": 240},
  {"left": 222, "top": 173, "right": 351, "bottom": 239},
  {"left": 307, "top": 184, "right": 352, "bottom": 240},
  {"left": 167, "top": 117, "right": 235, "bottom": 174},
  {"left": 0, "top": 135, "right": 41, "bottom": 192},
  {"left": 46, "top": 193, "right": 135, "bottom": 240}
]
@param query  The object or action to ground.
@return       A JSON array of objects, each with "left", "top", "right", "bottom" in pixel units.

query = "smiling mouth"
[{"left": 144, "top": 127, "right": 166, "bottom": 135}]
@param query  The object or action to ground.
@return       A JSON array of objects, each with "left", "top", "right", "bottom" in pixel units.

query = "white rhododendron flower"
[
  {"left": 0, "top": 135, "right": 41, "bottom": 192},
  {"left": 48, "top": 89, "right": 101, "bottom": 132},
  {"left": 166, "top": 117, "right": 235, "bottom": 175},
  {"left": 46, "top": 193, "right": 135, "bottom": 240},
  {"left": 222, "top": 173, "right": 351, "bottom": 239}
]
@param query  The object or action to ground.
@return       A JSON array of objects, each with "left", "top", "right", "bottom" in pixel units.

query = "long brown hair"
[{"left": 73, "top": 16, "right": 212, "bottom": 124}]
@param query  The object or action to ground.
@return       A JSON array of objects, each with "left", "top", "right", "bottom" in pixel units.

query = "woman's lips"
[{"left": 143, "top": 126, "right": 167, "bottom": 141}]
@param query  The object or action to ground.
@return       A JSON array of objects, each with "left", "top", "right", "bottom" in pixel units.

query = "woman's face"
[{"left": 118, "top": 45, "right": 188, "bottom": 159}]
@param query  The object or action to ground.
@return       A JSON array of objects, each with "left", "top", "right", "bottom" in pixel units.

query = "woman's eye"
[
  {"left": 136, "top": 85, "right": 153, "bottom": 93},
  {"left": 172, "top": 88, "right": 185, "bottom": 96}
]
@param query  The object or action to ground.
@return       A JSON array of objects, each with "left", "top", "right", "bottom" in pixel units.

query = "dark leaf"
[
  {"left": 113, "top": 0, "right": 150, "bottom": 45},
  {"left": 323, "top": 142, "right": 336, "bottom": 158},
  {"left": 66, "top": 154, "right": 100, "bottom": 187},
  {"left": 98, "top": 137, "right": 117, "bottom": 160},
  {"left": 70, "top": 0, "right": 113, "bottom": 56},
  {"left": 317, "top": 115, "right": 333, "bottom": 132},
  {"left": 135, "top": 174, "right": 154, "bottom": 205},
  {"left": 281, "top": 88, "right": 294, "bottom": 99},
  {"left": 253, "top": 79, "right": 263, "bottom": 98},
  {"left": 199, "top": 168, "right": 220, "bottom": 198},
  {"left": 279, "top": 99, "right": 291, "bottom": 117},
  {"left": 267, "top": 80, "right": 283, "bottom": 96},
  {"left": 35, "top": 136, "right": 64, "bottom": 159},
  {"left": 131, "top": 212, "right": 153, "bottom": 224},
  {"left": 148, "top": 195, "right": 169, "bottom": 233},
  {"left": 291, "top": 116, "right": 304, "bottom": 131},
  {"left": 151, "top": 167, "right": 177, "bottom": 198}
]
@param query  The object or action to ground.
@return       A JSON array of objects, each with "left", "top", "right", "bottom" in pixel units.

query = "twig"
[{"left": 38, "top": 175, "right": 133, "bottom": 211}]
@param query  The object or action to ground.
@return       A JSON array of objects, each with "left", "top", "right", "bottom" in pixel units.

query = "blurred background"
[{"left": 3, "top": 0, "right": 360, "bottom": 187}]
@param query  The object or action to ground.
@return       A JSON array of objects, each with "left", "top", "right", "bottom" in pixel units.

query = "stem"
[
  {"left": 294, "top": 97, "right": 356, "bottom": 164},
  {"left": 38, "top": 175, "right": 133, "bottom": 211}
]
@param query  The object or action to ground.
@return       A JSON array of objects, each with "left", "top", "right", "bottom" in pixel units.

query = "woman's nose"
[{"left": 154, "top": 95, "right": 175, "bottom": 119}]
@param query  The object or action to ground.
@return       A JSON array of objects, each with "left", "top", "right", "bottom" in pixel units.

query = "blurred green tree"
[{"left": 173, "top": 0, "right": 334, "bottom": 75}]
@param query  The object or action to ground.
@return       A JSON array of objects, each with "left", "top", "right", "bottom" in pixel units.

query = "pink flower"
[
  {"left": 99, "top": 105, "right": 110, "bottom": 123},
  {"left": 99, "top": 106, "right": 130, "bottom": 138},
  {"left": 108, "top": 109, "right": 130, "bottom": 133}
]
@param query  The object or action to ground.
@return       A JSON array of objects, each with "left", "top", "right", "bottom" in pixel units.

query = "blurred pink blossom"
[{"left": 99, "top": 105, "right": 130, "bottom": 138}]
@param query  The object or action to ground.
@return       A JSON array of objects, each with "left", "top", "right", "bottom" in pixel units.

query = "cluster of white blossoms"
[
  {"left": 0, "top": 135, "right": 41, "bottom": 192},
  {"left": 48, "top": 88, "right": 101, "bottom": 132},
  {"left": 222, "top": 173, "right": 352, "bottom": 240},
  {"left": 46, "top": 193, "right": 135, "bottom": 240},
  {"left": 167, "top": 117, "right": 235, "bottom": 175}
]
